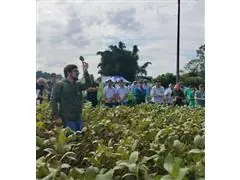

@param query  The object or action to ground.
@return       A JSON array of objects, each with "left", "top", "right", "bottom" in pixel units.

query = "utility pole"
[{"left": 176, "top": 0, "right": 180, "bottom": 83}]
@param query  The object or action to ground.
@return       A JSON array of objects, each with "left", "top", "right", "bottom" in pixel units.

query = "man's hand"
[
  {"left": 55, "top": 117, "right": 63, "bottom": 127},
  {"left": 82, "top": 62, "right": 89, "bottom": 71}
]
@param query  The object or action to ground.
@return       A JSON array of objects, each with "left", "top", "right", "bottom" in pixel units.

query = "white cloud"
[{"left": 37, "top": 0, "right": 204, "bottom": 79}]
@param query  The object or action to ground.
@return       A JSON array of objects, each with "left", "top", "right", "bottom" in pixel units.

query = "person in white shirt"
[
  {"left": 103, "top": 80, "right": 117, "bottom": 107},
  {"left": 150, "top": 80, "right": 165, "bottom": 104},
  {"left": 164, "top": 83, "right": 174, "bottom": 105},
  {"left": 114, "top": 81, "right": 119, "bottom": 89},
  {"left": 130, "top": 81, "right": 138, "bottom": 93},
  {"left": 116, "top": 79, "right": 129, "bottom": 105}
]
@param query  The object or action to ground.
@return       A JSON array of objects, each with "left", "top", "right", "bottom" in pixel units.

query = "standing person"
[
  {"left": 150, "top": 80, "right": 165, "bottom": 104},
  {"left": 130, "top": 81, "right": 138, "bottom": 93},
  {"left": 47, "top": 73, "right": 58, "bottom": 101},
  {"left": 143, "top": 80, "right": 151, "bottom": 96},
  {"left": 195, "top": 84, "right": 205, "bottom": 108},
  {"left": 103, "top": 80, "right": 117, "bottom": 107},
  {"left": 115, "top": 81, "right": 120, "bottom": 89},
  {"left": 184, "top": 83, "right": 194, "bottom": 106},
  {"left": 86, "top": 75, "right": 99, "bottom": 107},
  {"left": 164, "top": 83, "right": 174, "bottom": 105},
  {"left": 125, "top": 82, "right": 134, "bottom": 105},
  {"left": 143, "top": 80, "right": 152, "bottom": 103},
  {"left": 51, "top": 61, "right": 92, "bottom": 132},
  {"left": 188, "top": 85, "right": 196, "bottom": 108},
  {"left": 184, "top": 84, "right": 196, "bottom": 108},
  {"left": 134, "top": 80, "right": 147, "bottom": 104},
  {"left": 179, "top": 81, "right": 187, "bottom": 92},
  {"left": 36, "top": 78, "right": 48, "bottom": 104},
  {"left": 116, "top": 79, "right": 129, "bottom": 105},
  {"left": 172, "top": 83, "right": 185, "bottom": 106}
]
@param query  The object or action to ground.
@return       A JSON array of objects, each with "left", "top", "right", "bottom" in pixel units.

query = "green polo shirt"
[
  {"left": 184, "top": 88, "right": 191, "bottom": 100},
  {"left": 184, "top": 88, "right": 195, "bottom": 107},
  {"left": 51, "top": 71, "right": 92, "bottom": 121}
]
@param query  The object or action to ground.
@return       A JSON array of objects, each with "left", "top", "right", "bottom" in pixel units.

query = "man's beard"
[{"left": 72, "top": 76, "right": 78, "bottom": 81}]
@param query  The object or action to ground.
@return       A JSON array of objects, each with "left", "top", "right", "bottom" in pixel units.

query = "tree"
[
  {"left": 136, "top": 62, "right": 152, "bottom": 77},
  {"left": 153, "top": 72, "right": 204, "bottom": 88},
  {"left": 154, "top": 73, "right": 176, "bottom": 88},
  {"left": 36, "top": 71, "right": 62, "bottom": 80},
  {"left": 96, "top": 41, "right": 151, "bottom": 82},
  {"left": 184, "top": 44, "right": 205, "bottom": 78},
  {"left": 180, "top": 73, "right": 204, "bottom": 87}
]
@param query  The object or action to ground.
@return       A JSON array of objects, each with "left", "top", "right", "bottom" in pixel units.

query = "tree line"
[{"left": 37, "top": 41, "right": 205, "bottom": 87}]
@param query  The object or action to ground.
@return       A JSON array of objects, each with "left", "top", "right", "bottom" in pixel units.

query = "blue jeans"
[{"left": 63, "top": 120, "right": 84, "bottom": 131}]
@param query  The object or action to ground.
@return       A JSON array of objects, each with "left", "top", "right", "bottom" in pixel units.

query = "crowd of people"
[
  {"left": 37, "top": 77, "right": 205, "bottom": 110},
  {"left": 36, "top": 62, "right": 205, "bottom": 132},
  {"left": 95, "top": 79, "right": 205, "bottom": 108},
  {"left": 37, "top": 74, "right": 205, "bottom": 109},
  {"left": 36, "top": 73, "right": 58, "bottom": 104}
]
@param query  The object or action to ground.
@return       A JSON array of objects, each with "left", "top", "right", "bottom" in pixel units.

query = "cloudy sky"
[{"left": 37, "top": 0, "right": 204, "bottom": 78}]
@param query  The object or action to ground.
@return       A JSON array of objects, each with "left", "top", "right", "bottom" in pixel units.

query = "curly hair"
[{"left": 63, "top": 64, "right": 78, "bottom": 78}]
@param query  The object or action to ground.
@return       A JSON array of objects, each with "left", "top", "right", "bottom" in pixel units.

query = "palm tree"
[
  {"left": 136, "top": 62, "right": 152, "bottom": 76},
  {"left": 96, "top": 42, "right": 152, "bottom": 82}
]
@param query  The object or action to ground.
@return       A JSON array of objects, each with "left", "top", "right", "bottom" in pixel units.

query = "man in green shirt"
[
  {"left": 51, "top": 62, "right": 92, "bottom": 131},
  {"left": 184, "top": 83, "right": 195, "bottom": 107}
]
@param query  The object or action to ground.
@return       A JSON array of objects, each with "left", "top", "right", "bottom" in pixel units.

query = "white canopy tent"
[{"left": 101, "top": 76, "right": 131, "bottom": 83}]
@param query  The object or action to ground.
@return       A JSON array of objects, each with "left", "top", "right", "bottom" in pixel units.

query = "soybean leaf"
[
  {"left": 161, "top": 175, "right": 172, "bottom": 180},
  {"left": 188, "top": 149, "right": 203, "bottom": 154},
  {"left": 122, "top": 173, "right": 136, "bottom": 179},
  {"left": 164, "top": 154, "right": 173, "bottom": 174},
  {"left": 171, "top": 158, "right": 182, "bottom": 178},
  {"left": 129, "top": 151, "right": 139, "bottom": 163},
  {"left": 176, "top": 168, "right": 188, "bottom": 180}
]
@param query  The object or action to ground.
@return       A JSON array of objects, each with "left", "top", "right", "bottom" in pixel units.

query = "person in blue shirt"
[
  {"left": 195, "top": 84, "right": 205, "bottom": 108},
  {"left": 130, "top": 81, "right": 138, "bottom": 93},
  {"left": 134, "top": 80, "right": 147, "bottom": 104}
]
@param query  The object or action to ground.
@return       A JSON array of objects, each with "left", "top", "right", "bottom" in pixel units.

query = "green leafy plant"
[{"left": 36, "top": 102, "right": 205, "bottom": 179}]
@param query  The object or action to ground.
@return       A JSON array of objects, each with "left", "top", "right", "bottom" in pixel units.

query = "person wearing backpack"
[{"left": 51, "top": 61, "right": 92, "bottom": 131}]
